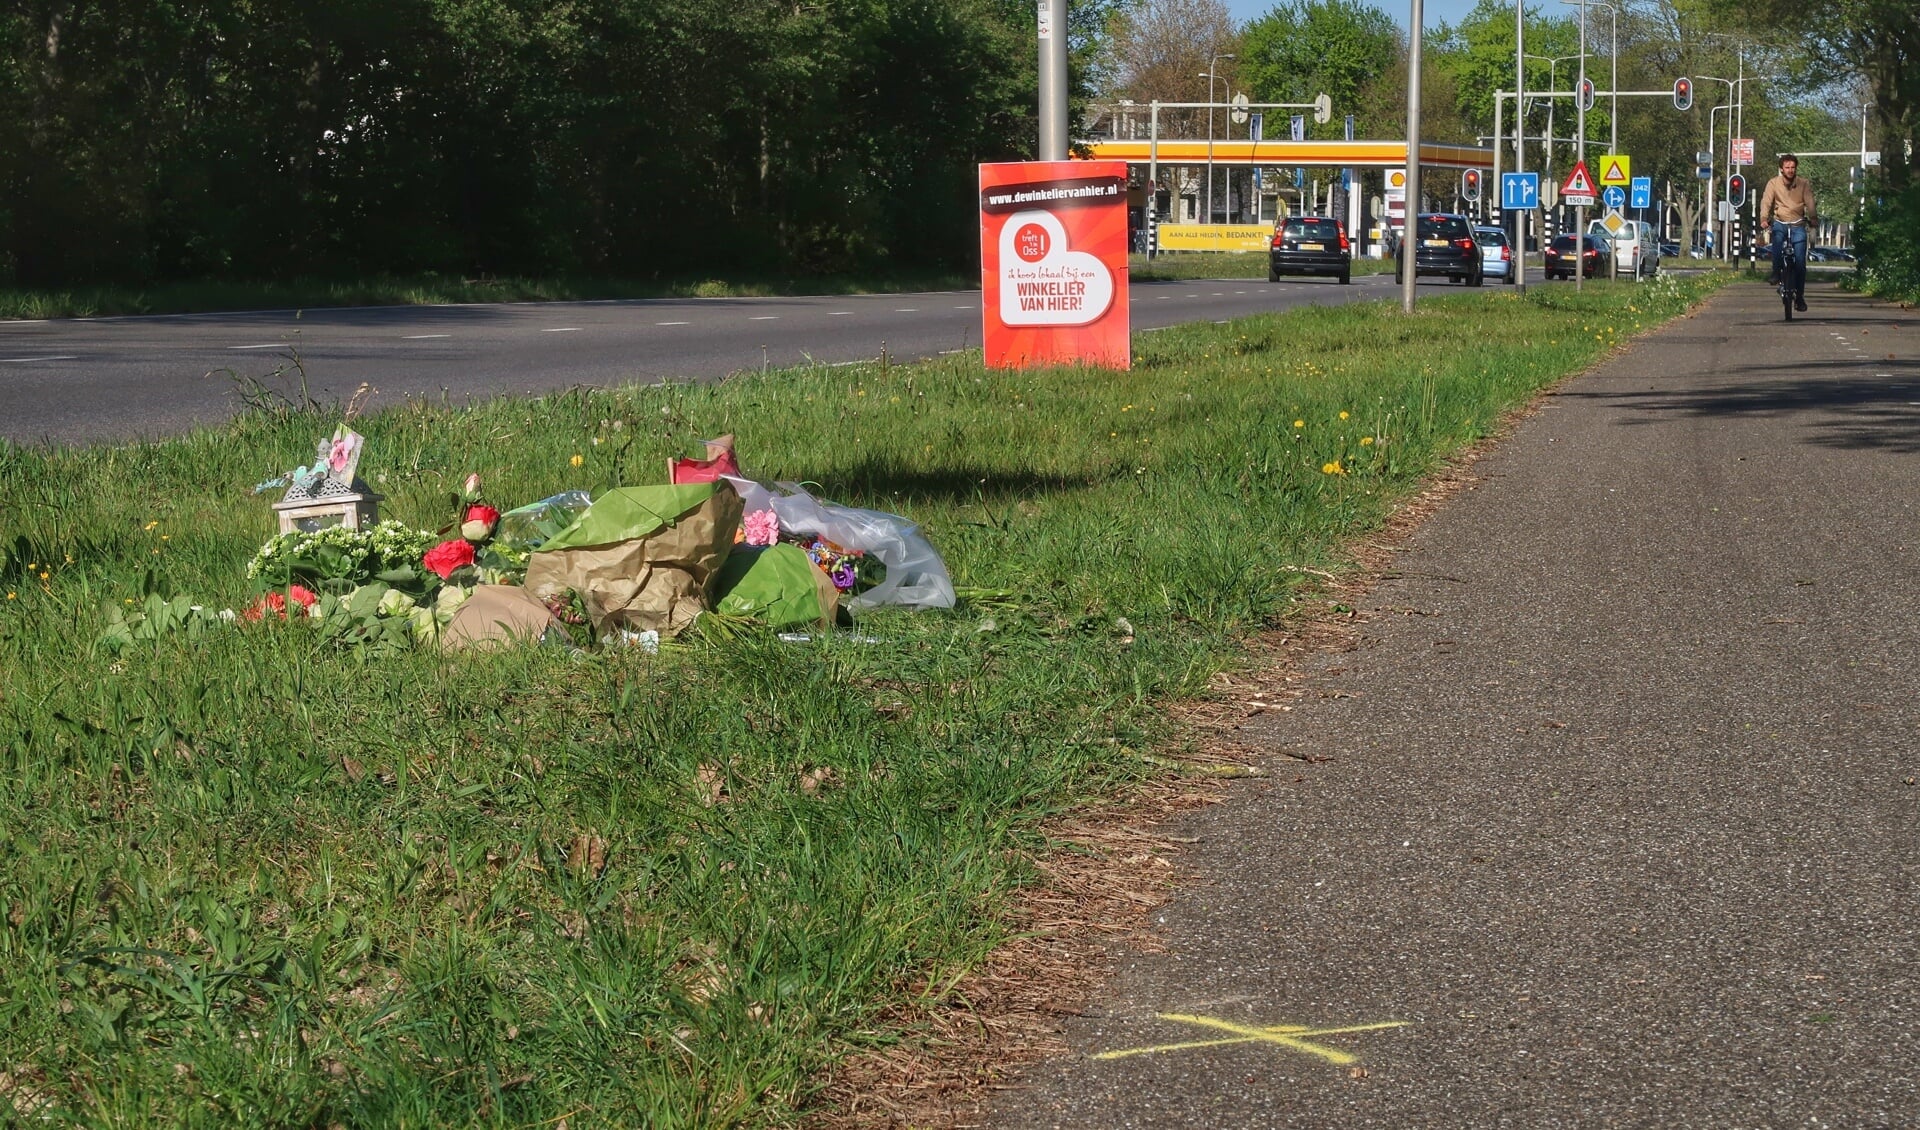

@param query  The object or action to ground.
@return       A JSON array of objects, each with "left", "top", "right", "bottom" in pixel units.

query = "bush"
[{"left": 1853, "top": 180, "right": 1920, "bottom": 302}]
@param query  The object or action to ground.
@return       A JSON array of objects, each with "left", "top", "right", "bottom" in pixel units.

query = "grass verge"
[
  {"left": 0, "top": 275, "right": 1719, "bottom": 1126},
  {"left": 1128, "top": 253, "right": 1397, "bottom": 282},
  {"left": 0, "top": 270, "right": 976, "bottom": 321}
]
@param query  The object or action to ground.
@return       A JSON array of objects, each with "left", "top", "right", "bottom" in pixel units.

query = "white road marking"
[
  {"left": 0, "top": 355, "right": 78, "bottom": 363},
  {"left": 953, "top": 305, "right": 974, "bottom": 310},
  {"left": 229, "top": 344, "right": 285, "bottom": 350},
  {"left": 750, "top": 315, "right": 778, "bottom": 320},
  {"left": 656, "top": 321, "right": 690, "bottom": 326},
  {"left": 543, "top": 327, "right": 582, "bottom": 333},
  {"left": 404, "top": 334, "right": 451, "bottom": 339},
  {"left": 895, "top": 308, "right": 919, "bottom": 312},
  {"left": 829, "top": 311, "right": 854, "bottom": 316}
]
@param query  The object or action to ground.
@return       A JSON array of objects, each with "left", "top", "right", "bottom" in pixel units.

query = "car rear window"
[
  {"left": 1551, "top": 235, "right": 1578, "bottom": 250},
  {"left": 1284, "top": 218, "right": 1341, "bottom": 239},
  {"left": 1474, "top": 229, "right": 1508, "bottom": 246},
  {"left": 1416, "top": 215, "right": 1470, "bottom": 238}
]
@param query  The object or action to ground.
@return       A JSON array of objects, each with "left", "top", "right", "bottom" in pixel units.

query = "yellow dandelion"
[
  {"left": 1322, "top": 461, "right": 1345, "bottom": 475},
  {"left": 144, "top": 521, "right": 158, "bottom": 531},
  {"left": 1339, "top": 411, "right": 1350, "bottom": 420},
  {"left": 570, "top": 454, "right": 584, "bottom": 467},
  {"left": 1293, "top": 419, "right": 1305, "bottom": 428},
  {"left": 1361, "top": 436, "right": 1375, "bottom": 446},
  {"left": 5, "top": 592, "right": 15, "bottom": 601}
]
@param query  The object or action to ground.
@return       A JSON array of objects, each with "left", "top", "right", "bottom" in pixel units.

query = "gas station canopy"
[{"left": 1080, "top": 140, "right": 1493, "bottom": 170}]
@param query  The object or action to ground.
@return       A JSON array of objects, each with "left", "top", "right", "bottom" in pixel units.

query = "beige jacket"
[{"left": 1758, "top": 174, "right": 1816, "bottom": 226}]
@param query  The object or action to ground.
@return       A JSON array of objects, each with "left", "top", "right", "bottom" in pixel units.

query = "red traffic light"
[
  {"left": 1577, "top": 78, "right": 1596, "bottom": 112},
  {"left": 1461, "top": 168, "right": 1483, "bottom": 200},
  {"left": 1673, "top": 77, "right": 1693, "bottom": 111},
  {"left": 1727, "top": 173, "right": 1747, "bottom": 207}
]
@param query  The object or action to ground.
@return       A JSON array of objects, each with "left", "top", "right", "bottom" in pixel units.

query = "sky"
[{"left": 1224, "top": 0, "right": 1486, "bottom": 31}]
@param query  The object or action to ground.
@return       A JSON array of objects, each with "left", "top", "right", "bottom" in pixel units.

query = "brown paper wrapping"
[
  {"left": 441, "top": 585, "right": 561, "bottom": 650},
  {"left": 523, "top": 487, "right": 744, "bottom": 637}
]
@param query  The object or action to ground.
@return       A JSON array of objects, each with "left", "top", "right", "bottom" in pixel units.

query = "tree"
[
  {"left": 1104, "top": 0, "right": 1241, "bottom": 106},
  {"left": 1240, "top": 0, "right": 1398, "bottom": 137}
]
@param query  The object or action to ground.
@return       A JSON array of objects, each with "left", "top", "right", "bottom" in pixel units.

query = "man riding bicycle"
[{"left": 1758, "top": 154, "right": 1816, "bottom": 313}]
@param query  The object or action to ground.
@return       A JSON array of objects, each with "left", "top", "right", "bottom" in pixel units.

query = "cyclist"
[{"left": 1757, "top": 153, "right": 1816, "bottom": 313}]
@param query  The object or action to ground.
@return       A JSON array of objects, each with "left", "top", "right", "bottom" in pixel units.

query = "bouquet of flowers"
[{"left": 246, "top": 521, "right": 436, "bottom": 595}]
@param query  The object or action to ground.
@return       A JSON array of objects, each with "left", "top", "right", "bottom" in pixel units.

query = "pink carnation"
[{"left": 743, "top": 509, "right": 780, "bottom": 547}]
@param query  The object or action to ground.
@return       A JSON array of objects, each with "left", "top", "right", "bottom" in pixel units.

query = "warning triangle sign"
[{"left": 1561, "top": 162, "right": 1597, "bottom": 196}]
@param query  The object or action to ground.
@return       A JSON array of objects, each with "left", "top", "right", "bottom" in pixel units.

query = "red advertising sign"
[{"left": 979, "top": 160, "right": 1130, "bottom": 370}]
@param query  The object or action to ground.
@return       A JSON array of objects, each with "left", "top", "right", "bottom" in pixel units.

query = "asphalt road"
[
  {"left": 0, "top": 269, "right": 1509, "bottom": 447},
  {"left": 995, "top": 282, "right": 1920, "bottom": 1128}
]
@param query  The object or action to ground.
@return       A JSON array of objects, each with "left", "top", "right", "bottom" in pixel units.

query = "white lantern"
[{"left": 272, "top": 476, "right": 384, "bottom": 535}]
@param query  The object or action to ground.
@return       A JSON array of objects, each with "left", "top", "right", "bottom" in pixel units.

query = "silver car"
[{"left": 1473, "top": 226, "right": 1516, "bottom": 284}]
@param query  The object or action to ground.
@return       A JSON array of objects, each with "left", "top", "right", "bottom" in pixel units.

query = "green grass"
[
  {"left": 1128, "top": 253, "right": 1398, "bottom": 281},
  {"left": 0, "top": 274, "right": 1720, "bottom": 1126},
  {"left": 0, "top": 270, "right": 976, "bottom": 321}
]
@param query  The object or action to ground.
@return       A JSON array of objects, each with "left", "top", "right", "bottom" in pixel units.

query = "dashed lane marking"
[
  {"left": 655, "top": 321, "right": 690, "bottom": 326},
  {"left": 749, "top": 316, "right": 779, "bottom": 321},
  {"left": 542, "top": 327, "right": 582, "bottom": 332},
  {"left": 228, "top": 344, "right": 284, "bottom": 350},
  {"left": 0, "top": 355, "right": 78, "bottom": 363},
  {"left": 404, "top": 334, "right": 451, "bottom": 339}
]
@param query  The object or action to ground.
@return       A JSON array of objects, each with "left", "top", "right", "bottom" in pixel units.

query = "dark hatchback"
[
  {"left": 1394, "top": 213, "right": 1482, "bottom": 285},
  {"left": 1268, "top": 216, "right": 1352, "bottom": 283},
  {"left": 1544, "top": 233, "right": 1610, "bottom": 279}
]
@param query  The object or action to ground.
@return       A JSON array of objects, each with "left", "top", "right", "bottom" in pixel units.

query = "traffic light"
[
  {"left": 1461, "top": 168, "right": 1483, "bottom": 202},
  {"left": 1673, "top": 77, "right": 1693, "bottom": 111},
  {"left": 1577, "top": 78, "right": 1596, "bottom": 112},
  {"left": 1727, "top": 173, "right": 1747, "bottom": 207}
]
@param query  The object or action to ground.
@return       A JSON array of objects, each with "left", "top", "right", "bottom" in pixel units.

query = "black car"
[
  {"left": 1269, "top": 216, "right": 1352, "bottom": 283},
  {"left": 1394, "top": 213, "right": 1482, "bottom": 285},
  {"left": 1544, "top": 233, "right": 1609, "bottom": 280}
]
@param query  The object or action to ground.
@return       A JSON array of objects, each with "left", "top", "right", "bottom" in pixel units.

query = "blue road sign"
[
  {"left": 1630, "top": 176, "right": 1652, "bottom": 210},
  {"left": 1603, "top": 185, "right": 1627, "bottom": 210},
  {"left": 1501, "top": 172, "right": 1540, "bottom": 210}
]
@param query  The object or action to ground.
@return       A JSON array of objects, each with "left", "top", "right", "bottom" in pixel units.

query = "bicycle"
[{"left": 1776, "top": 228, "right": 1806, "bottom": 322}]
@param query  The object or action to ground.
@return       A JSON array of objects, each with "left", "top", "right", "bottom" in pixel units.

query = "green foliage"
[
  {"left": 0, "top": 0, "right": 1056, "bottom": 287},
  {"left": 1853, "top": 180, "right": 1920, "bottom": 300},
  {"left": 1241, "top": 0, "right": 1401, "bottom": 137},
  {"left": 0, "top": 277, "right": 1720, "bottom": 1124}
]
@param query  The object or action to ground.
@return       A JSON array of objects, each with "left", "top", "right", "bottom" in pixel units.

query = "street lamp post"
[
  {"left": 1514, "top": 0, "right": 1526, "bottom": 294},
  {"left": 1699, "top": 75, "right": 1736, "bottom": 260},
  {"left": 1403, "top": 0, "right": 1423, "bottom": 313},
  {"left": 1523, "top": 53, "right": 1586, "bottom": 188},
  {"left": 1573, "top": 0, "right": 1587, "bottom": 291},
  {"left": 1200, "top": 52, "right": 1235, "bottom": 225}
]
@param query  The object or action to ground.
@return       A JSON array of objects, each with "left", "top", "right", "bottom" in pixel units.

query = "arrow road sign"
[
  {"left": 1630, "top": 176, "right": 1652, "bottom": 210},
  {"left": 1501, "top": 172, "right": 1540, "bottom": 210},
  {"left": 1603, "top": 185, "right": 1627, "bottom": 211}
]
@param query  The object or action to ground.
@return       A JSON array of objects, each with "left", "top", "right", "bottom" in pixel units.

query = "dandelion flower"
[
  {"left": 1339, "top": 411, "right": 1350, "bottom": 420},
  {"left": 5, "top": 592, "right": 14, "bottom": 600},
  {"left": 1293, "top": 419, "right": 1305, "bottom": 428},
  {"left": 1322, "top": 461, "right": 1345, "bottom": 475},
  {"left": 1361, "top": 436, "right": 1375, "bottom": 446},
  {"left": 570, "top": 454, "right": 584, "bottom": 467}
]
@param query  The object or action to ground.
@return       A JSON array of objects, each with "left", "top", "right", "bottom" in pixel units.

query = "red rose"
[
  {"left": 423, "top": 539, "right": 477, "bottom": 579},
  {"left": 464, "top": 504, "right": 500, "bottom": 528},
  {"left": 243, "top": 584, "right": 319, "bottom": 622}
]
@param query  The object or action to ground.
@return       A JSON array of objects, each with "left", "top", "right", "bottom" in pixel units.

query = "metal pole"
[
  {"left": 1207, "top": 72, "right": 1216, "bottom": 224},
  {"left": 1038, "top": 0, "right": 1068, "bottom": 160},
  {"left": 1609, "top": 5, "right": 1617, "bottom": 154},
  {"left": 1404, "top": 0, "right": 1424, "bottom": 313},
  {"left": 1515, "top": 0, "right": 1527, "bottom": 294},
  {"left": 1574, "top": 0, "right": 1586, "bottom": 292},
  {"left": 1148, "top": 101, "right": 1160, "bottom": 260}
]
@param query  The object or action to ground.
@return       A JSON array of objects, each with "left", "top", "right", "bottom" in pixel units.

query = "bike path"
[{"left": 994, "top": 282, "right": 1920, "bottom": 1128}]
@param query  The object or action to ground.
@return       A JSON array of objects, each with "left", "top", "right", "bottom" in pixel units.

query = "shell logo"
[{"left": 1388, "top": 171, "right": 1407, "bottom": 188}]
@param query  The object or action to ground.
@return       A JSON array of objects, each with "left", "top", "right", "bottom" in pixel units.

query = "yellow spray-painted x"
[{"left": 1092, "top": 1013, "right": 1410, "bottom": 1065}]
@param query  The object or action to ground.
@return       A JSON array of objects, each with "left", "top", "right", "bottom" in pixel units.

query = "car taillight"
[
  {"left": 1500, "top": 245, "right": 1511, "bottom": 261},
  {"left": 1338, "top": 225, "right": 1349, "bottom": 251},
  {"left": 1584, "top": 248, "right": 1597, "bottom": 257},
  {"left": 1271, "top": 233, "right": 1284, "bottom": 248},
  {"left": 1454, "top": 238, "right": 1475, "bottom": 250}
]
